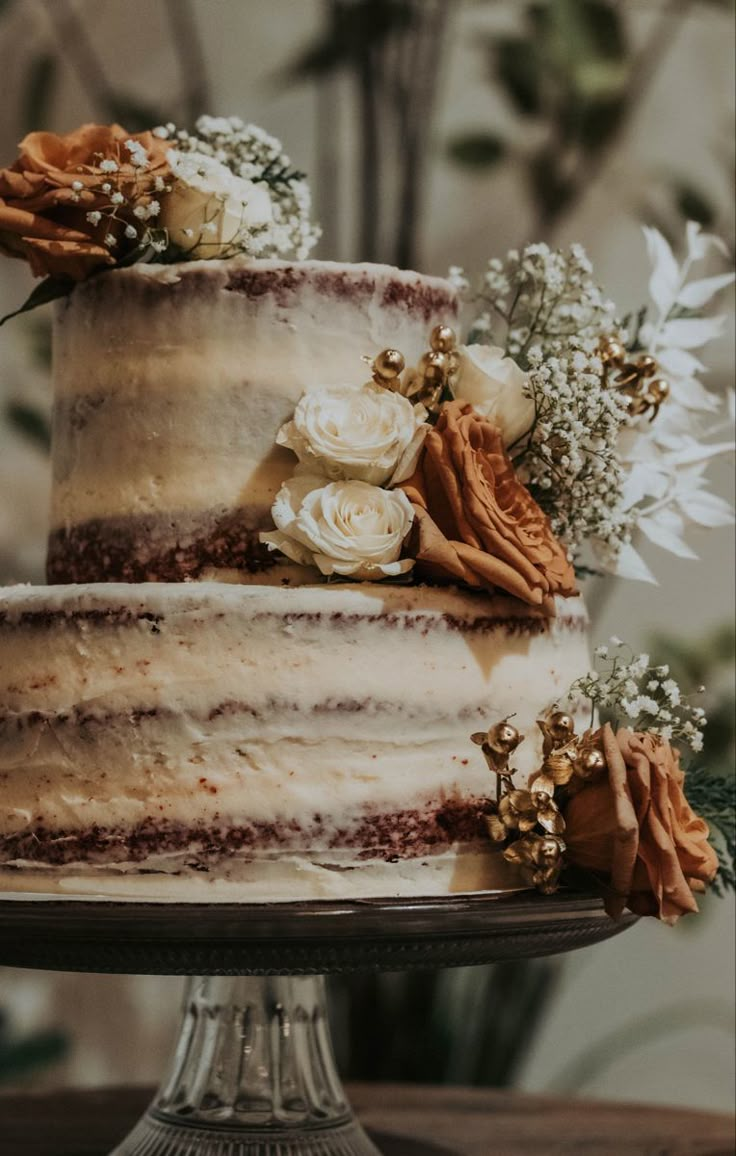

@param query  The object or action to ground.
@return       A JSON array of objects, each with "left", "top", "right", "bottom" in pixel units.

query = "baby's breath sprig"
[
  {"left": 519, "top": 340, "right": 632, "bottom": 560},
  {"left": 453, "top": 244, "right": 632, "bottom": 565},
  {"left": 460, "top": 243, "right": 616, "bottom": 366},
  {"left": 569, "top": 638, "right": 707, "bottom": 752},
  {"left": 162, "top": 115, "right": 321, "bottom": 260},
  {"left": 73, "top": 138, "right": 171, "bottom": 258}
]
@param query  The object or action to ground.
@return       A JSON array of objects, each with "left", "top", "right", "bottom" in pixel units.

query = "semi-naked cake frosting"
[
  {"left": 0, "top": 582, "right": 588, "bottom": 900},
  {"left": 0, "top": 256, "right": 591, "bottom": 901},
  {"left": 48, "top": 259, "right": 456, "bottom": 585}
]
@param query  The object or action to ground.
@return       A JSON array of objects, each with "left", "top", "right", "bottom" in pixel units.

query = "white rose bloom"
[
  {"left": 260, "top": 474, "right": 415, "bottom": 581},
  {"left": 276, "top": 384, "right": 427, "bottom": 486},
  {"left": 454, "top": 344, "right": 535, "bottom": 448},
  {"left": 161, "top": 149, "right": 273, "bottom": 258}
]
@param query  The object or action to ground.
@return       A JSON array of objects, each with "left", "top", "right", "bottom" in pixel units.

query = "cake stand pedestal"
[{"left": 0, "top": 891, "right": 637, "bottom": 1156}]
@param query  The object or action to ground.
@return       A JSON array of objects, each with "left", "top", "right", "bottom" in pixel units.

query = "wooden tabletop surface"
[{"left": 1, "top": 1083, "right": 734, "bottom": 1155}]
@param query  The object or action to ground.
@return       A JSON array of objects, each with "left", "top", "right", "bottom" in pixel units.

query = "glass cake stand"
[{"left": 0, "top": 890, "right": 637, "bottom": 1156}]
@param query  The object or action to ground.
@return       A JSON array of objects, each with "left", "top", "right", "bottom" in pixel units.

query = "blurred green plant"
[
  {"left": 0, "top": 1007, "right": 68, "bottom": 1085},
  {"left": 452, "top": 0, "right": 631, "bottom": 223},
  {"left": 36, "top": 0, "right": 209, "bottom": 132},
  {"left": 650, "top": 623, "right": 736, "bottom": 894},
  {"left": 448, "top": 0, "right": 734, "bottom": 247},
  {"left": 331, "top": 958, "right": 560, "bottom": 1087}
]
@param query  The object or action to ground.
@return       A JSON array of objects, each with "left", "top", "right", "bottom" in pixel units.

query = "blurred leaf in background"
[
  {"left": 0, "top": 1006, "right": 68, "bottom": 1085},
  {"left": 331, "top": 959, "right": 560, "bottom": 1087},
  {"left": 447, "top": 0, "right": 733, "bottom": 246},
  {"left": 449, "top": 0, "right": 630, "bottom": 227}
]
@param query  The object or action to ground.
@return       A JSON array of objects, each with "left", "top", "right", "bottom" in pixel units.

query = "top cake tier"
[{"left": 48, "top": 259, "right": 458, "bottom": 584}]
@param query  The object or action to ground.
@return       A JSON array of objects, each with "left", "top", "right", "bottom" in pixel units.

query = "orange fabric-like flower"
[
  {"left": 0, "top": 124, "right": 172, "bottom": 281},
  {"left": 399, "top": 401, "right": 577, "bottom": 609},
  {"left": 564, "top": 725, "right": 718, "bottom": 924}
]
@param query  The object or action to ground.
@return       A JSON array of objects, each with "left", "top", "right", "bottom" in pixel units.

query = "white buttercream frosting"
[
  {"left": 0, "top": 581, "right": 589, "bottom": 900},
  {"left": 50, "top": 260, "right": 457, "bottom": 557}
]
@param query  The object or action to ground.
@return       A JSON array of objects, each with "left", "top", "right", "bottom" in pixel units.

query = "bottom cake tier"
[{"left": 0, "top": 582, "right": 589, "bottom": 901}]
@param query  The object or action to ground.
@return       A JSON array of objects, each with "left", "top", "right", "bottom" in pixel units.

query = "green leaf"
[
  {"left": 528, "top": 149, "right": 575, "bottom": 219},
  {"left": 0, "top": 1029, "right": 68, "bottom": 1083},
  {"left": 278, "top": 36, "right": 350, "bottom": 82},
  {"left": 0, "top": 275, "right": 74, "bottom": 327},
  {"left": 105, "top": 97, "right": 168, "bottom": 133},
  {"left": 277, "top": 0, "right": 414, "bottom": 84},
  {"left": 576, "top": 0, "right": 627, "bottom": 62},
  {"left": 674, "top": 182, "right": 716, "bottom": 228},
  {"left": 5, "top": 402, "right": 51, "bottom": 452},
  {"left": 22, "top": 54, "right": 57, "bottom": 133},
  {"left": 115, "top": 240, "right": 160, "bottom": 270},
  {"left": 447, "top": 132, "right": 507, "bottom": 169},
  {"left": 494, "top": 36, "right": 541, "bottom": 116},
  {"left": 576, "top": 95, "right": 627, "bottom": 152}
]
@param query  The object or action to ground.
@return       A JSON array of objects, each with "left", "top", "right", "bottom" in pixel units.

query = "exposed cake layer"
[
  {"left": 49, "top": 259, "right": 457, "bottom": 583},
  {"left": 0, "top": 582, "right": 588, "bottom": 900}
]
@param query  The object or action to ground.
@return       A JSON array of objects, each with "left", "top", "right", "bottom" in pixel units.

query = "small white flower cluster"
[
  {"left": 522, "top": 340, "right": 632, "bottom": 557},
  {"left": 455, "top": 243, "right": 629, "bottom": 560},
  {"left": 570, "top": 639, "right": 707, "bottom": 751},
  {"left": 462, "top": 242, "right": 616, "bottom": 356},
  {"left": 159, "top": 116, "right": 321, "bottom": 260},
  {"left": 73, "top": 139, "right": 168, "bottom": 253},
  {"left": 451, "top": 229, "right": 734, "bottom": 580}
]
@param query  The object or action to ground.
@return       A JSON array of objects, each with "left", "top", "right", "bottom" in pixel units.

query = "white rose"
[
  {"left": 454, "top": 345, "right": 535, "bottom": 448},
  {"left": 260, "top": 474, "right": 415, "bottom": 581},
  {"left": 277, "top": 384, "right": 427, "bottom": 486},
  {"left": 161, "top": 149, "right": 273, "bottom": 258}
]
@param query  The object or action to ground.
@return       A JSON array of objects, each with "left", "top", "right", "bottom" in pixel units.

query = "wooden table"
[{"left": 1, "top": 1084, "right": 734, "bottom": 1155}]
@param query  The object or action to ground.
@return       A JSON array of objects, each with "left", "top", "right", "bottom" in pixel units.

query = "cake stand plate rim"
[{"left": 0, "top": 888, "right": 638, "bottom": 974}]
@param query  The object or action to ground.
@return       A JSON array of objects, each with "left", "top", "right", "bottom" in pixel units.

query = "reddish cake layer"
[
  {"left": 0, "top": 799, "right": 492, "bottom": 868},
  {"left": 47, "top": 508, "right": 273, "bottom": 584}
]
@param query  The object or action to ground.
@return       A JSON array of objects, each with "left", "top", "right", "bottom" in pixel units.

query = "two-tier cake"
[
  {"left": 0, "top": 256, "right": 589, "bottom": 900},
  {"left": 1, "top": 115, "right": 725, "bottom": 919}
]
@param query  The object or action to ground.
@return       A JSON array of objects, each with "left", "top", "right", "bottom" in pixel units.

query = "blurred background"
[{"left": 0, "top": 0, "right": 734, "bottom": 1112}]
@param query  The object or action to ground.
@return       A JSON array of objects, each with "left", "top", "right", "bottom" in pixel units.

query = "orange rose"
[
  {"left": 399, "top": 400, "right": 577, "bottom": 609},
  {"left": 0, "top": 124, "right": 172, "bottom": 281},
  {"left": 564, "top": 724, "right": 718, "bottom": 923}
]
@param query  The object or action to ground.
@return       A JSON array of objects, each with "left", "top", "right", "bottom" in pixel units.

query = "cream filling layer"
[
  {"left": 0, "top": 583, "right": 590, "bottom": 840},
  {"left": 0, "top": 847, "right": 526, "bottom": 902}
]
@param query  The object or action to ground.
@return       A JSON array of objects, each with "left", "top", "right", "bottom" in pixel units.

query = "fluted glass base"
[{"left": 110, "top": 976, "right": 381, "bottom": 1156}]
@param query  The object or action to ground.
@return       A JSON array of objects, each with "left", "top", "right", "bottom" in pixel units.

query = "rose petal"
[
  {"left": 564, "top": 724, "right": 718, "bottom": 923},
  {"left": 400, "top": 401, "right": 576, "bottom": 608},
  {"left": 0, "top": 124, "right": 172, "bottom": 280}
]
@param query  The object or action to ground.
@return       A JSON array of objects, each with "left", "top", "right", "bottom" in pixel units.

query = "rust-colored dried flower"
[
  {"left": 564, "top": 724, "right": 718, "bottom": 923},
  {"left": 400, "top": 401, "right": 577, "bottom": 610},
  {"left": 0, "top": 124, "right": 171, "bottom": 281}
]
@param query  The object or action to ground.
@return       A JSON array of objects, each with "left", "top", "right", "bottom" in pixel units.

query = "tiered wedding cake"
[
  {"left": 0, "top": 116, "right": 726, "bottom": 920},
  {"left": 0, "top": 258, "right": 589, "bottom": 900}
]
